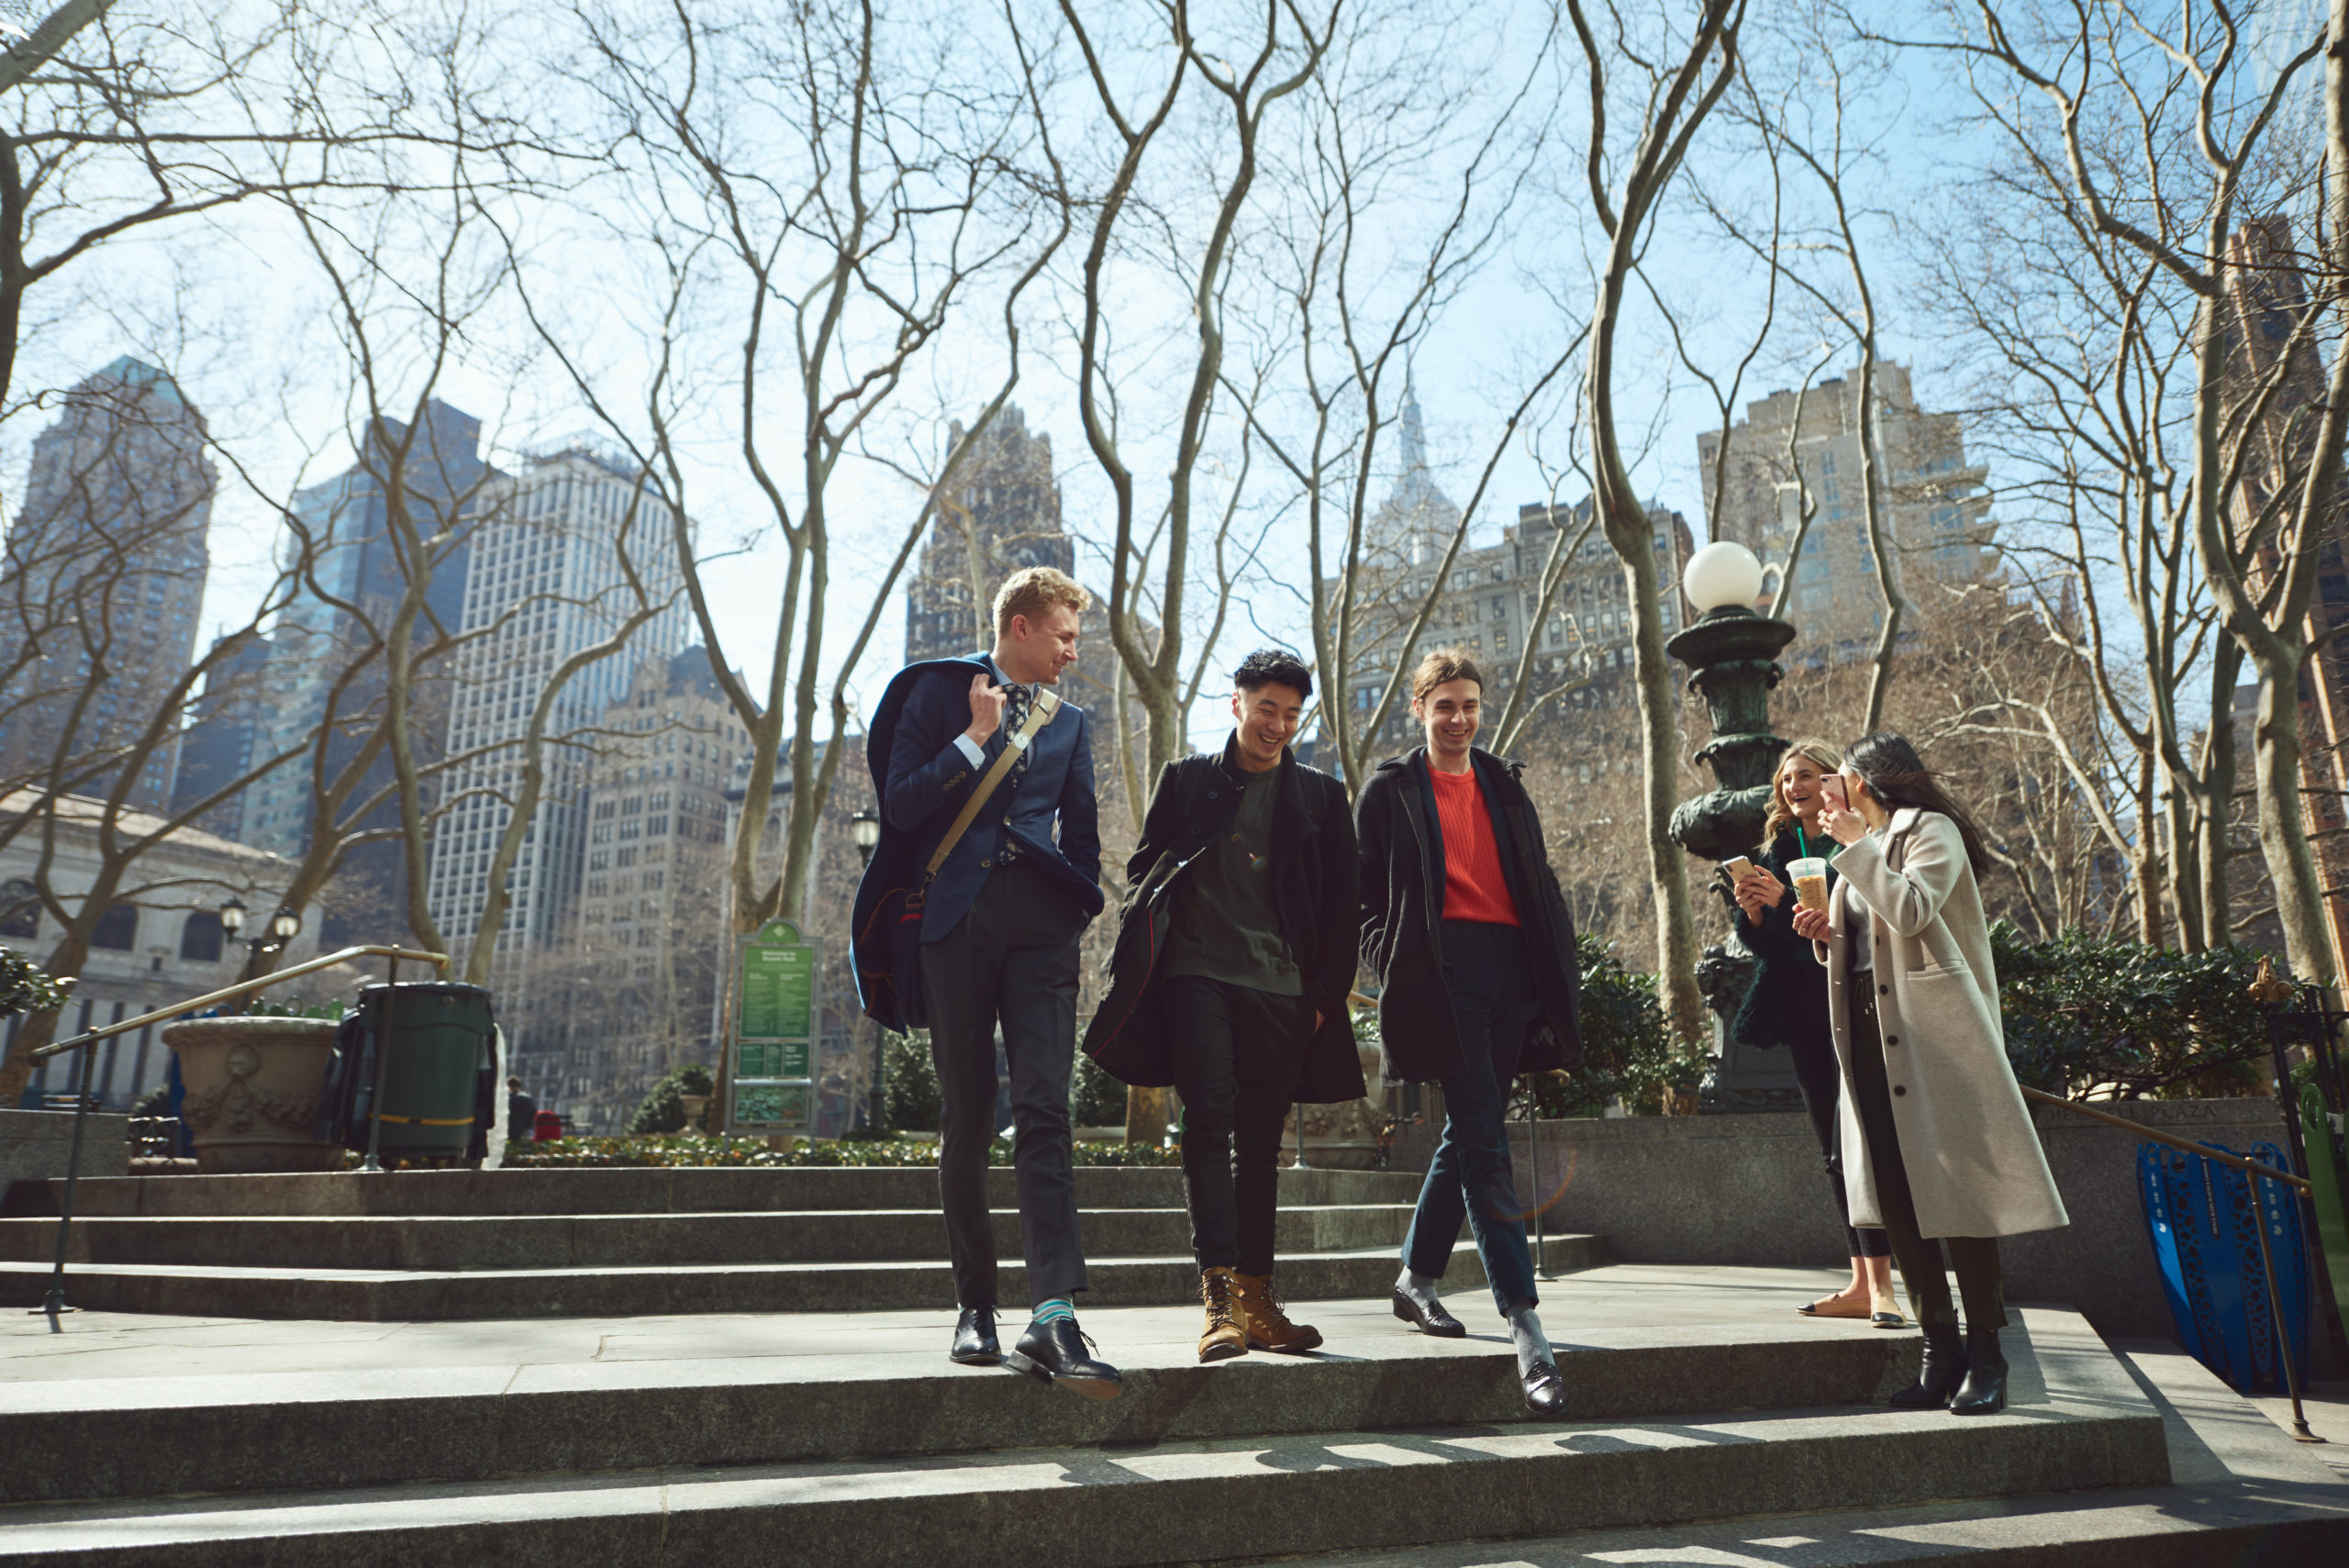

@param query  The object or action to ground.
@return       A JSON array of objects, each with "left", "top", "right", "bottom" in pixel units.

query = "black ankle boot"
[
  {"left": 1949, "top": 1328, "right": 2008, "bottom": 1415},
  {"left": 1889, "top": 1323, "right": 1968, "bottom": 1409}
]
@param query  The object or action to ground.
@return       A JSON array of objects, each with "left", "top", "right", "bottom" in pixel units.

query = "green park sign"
[{"left": 728, "top": 917, "right": 818, "bottom": 1133}]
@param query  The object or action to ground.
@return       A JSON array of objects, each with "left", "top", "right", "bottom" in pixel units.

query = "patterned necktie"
[{"left": 997, "top": 679, "right": 1031, "bottom": 862}]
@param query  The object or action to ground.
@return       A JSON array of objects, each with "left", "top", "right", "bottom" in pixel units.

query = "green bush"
[
  {"left": 0, "top": 946, "right": 69, "bottom": 1020},
  {"left": 1071, "top": 1049, "right": 1127, "bottom": 1128},
  {"left": 626, "top": 1062, "right": 716, "bottom": 1135},
  {"left": 885, "top": 1034, "right": 941, "bottom": 1132},
  {"left": 1992, "top": 924, "right": 2283, "bottom": 1099},
  {"left": 505, "top": 1133, "right": 1181, "bottom": 1168},
  {"left": 1519, "top": 933, "right": 1700, "bottom": 1118}
]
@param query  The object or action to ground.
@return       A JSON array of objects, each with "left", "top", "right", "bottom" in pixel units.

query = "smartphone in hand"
[
  {"left": 1820, "top": 775, "right": 1849, "bottom": 811},
  {"left": 1720, "top": 855, "right": 1758, "bottom": 880}
]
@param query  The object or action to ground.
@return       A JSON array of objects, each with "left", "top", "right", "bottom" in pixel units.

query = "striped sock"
[{"left": 1030, "top": 1296, "right": 1075, "bottom": 1326}]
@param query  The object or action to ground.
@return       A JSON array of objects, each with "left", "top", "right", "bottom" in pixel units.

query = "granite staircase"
[{"left": 0, "top": 1165, "right": 1603, "bottom": 1320}]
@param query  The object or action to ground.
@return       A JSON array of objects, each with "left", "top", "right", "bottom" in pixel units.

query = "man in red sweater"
[{"left": 1354, "top": 648, "right": 1585, "bottom": 1418}]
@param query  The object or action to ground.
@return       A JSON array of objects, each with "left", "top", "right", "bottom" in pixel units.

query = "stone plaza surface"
[{"left": 0, "top": 1264, "right": 2341, "bottom": 1565}]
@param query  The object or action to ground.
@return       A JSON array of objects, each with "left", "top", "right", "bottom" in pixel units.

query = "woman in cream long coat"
[{"left": 1791, "top": 732, "right": 2066, "bottom": 1418}]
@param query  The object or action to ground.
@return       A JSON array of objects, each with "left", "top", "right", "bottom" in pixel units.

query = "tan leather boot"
[
  {"left": 1198, "top": 1266, "right": 1249, "bottom": 1362},
  {"left": 1235, "top": 1272, "right": 1323, "bottom": 1353}
]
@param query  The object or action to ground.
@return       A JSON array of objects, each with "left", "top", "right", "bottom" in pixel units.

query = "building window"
[
  {"left": 91, "top": 903, "right": 139, "bottom": 951},
  {"left": 179, "top": 910, "right": 225, "bottom": 962}
]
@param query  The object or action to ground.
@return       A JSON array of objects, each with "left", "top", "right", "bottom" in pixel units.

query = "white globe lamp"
[{"left": 1682, "top": 540, "right": 1765, "bottom": 617}]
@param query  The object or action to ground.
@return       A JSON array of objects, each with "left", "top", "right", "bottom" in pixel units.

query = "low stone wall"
[
  {"left": 1501, "top": 1096, "right": 2334, "bottom": 1366},
  {"left": 0, "top": 1107, "right": 129, "bottom": 1206}
]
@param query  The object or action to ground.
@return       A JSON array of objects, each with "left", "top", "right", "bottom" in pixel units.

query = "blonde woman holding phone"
[
  {"left": 1790, "top": 732, "right": 2067, "bottom": 1417},
  {"left": 1729, "top": 740, "right": 1898, "bottom": 1327}
]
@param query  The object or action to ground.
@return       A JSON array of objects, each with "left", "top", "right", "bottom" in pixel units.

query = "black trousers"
[
  {"left": 1167, "top": 975, "right": 1313, "bottom": 1276},
  {"left": 1847, "top": 989, "right": 2006, "bottom": 1331},
  {"left": 1787, "top": 1028, "right": 1892, "bottom": 1260},
  {"left": 921, "top": 858, "right": 1087, "bottom": 1310}
]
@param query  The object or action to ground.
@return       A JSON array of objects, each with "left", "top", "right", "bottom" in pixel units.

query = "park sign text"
[{"left": 728, "top": 917, "right": 816, "bottom": 1132}]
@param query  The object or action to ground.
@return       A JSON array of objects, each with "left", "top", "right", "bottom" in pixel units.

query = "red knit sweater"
[{"left": 1429, "top": 765, "right": 1520, "bottom": 926}]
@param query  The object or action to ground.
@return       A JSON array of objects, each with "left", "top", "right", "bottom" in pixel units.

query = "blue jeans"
[{"left": 1402, "top": 919, "right": 1538, "bottom": 1316}]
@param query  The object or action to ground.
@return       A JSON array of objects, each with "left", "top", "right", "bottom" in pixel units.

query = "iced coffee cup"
[{"left": 1789, "top": 856, "right": 1831, "bottom": 912}]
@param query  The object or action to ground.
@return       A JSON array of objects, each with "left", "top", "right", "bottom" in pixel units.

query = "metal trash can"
[{"left": 320, "top": 983, "right": 497, "bottom": 1166}]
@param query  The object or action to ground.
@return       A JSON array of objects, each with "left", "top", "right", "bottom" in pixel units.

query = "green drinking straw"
[{"left": 1798, "top": 823, "right": 1809, "bottom": 859}]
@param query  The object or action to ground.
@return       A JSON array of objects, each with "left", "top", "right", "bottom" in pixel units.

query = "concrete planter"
[
  {"left": 162, "top": 1017, "right": 342, "bottom": 1174},
  {"left": 1280, "top": 1042, "right": 1388, "bottom": 1170}
]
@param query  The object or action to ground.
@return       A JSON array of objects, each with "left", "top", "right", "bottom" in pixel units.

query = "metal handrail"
[
  {"left": 2020, "top": 1083, "right": 2323, "bottom": 1445},
  {"left": 27, "top": 945, "right": 449, "bottom": 1061},
  {"left": 2018, "top": 1085, "right": 2310, "bottom": 1192},
  {"left": 28, "top": 943, "right": 450, "bottom": 1334}
]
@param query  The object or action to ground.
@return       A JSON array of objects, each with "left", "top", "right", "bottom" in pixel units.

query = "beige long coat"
[{"left": 1814, "top": 807, "right": 2068, "bottom": 1240}]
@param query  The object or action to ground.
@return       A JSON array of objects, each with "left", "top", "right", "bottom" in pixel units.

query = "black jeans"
[
  {"left": 1787, "top": 1027, "right": 1892, "bottom": 1260},
  {"left": 1847, "top": 987, "right": 2006, "bottom": 1331},
  {"left": 1167, "top": 976, "right": 1313, "bottom": 1275},
  {"left": 1403, "top": 919, "right": 1539, "bottom": 1316},
  {"left": 922, "top": 859, "right": 1088, "bottom": 1310}
]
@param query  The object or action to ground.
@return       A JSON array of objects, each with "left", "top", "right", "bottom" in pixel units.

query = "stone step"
[
  {"left": 9, "top": 1165, "right": 1428, "bottom": 1218},
  {"left": 1269, "top": 1338, "right": 2349, "bottom": 1567},
  {"left": 1, "top": 1300, "right": 1918, "bottom": 1506},
  {"left": 0, "top": 1205, "right": 1421, "bottom": 1271},
  {"left": 0, "top": 1235, "right": 1609, "bottom": 1320},
  {"left": 0, "top": 1310, "right": 2167, "bottom": 1568}
]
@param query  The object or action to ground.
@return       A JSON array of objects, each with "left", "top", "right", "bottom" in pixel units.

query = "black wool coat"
[
  {"left": 1354, "top": 747, "right": 1582, "bottom": 1084},
  {"left": 1082, "top": 741, "right": 1366, "bottom": 1104},
  {"left": 1730, "top": 828, "right": 1836, "bottom": 1054}
]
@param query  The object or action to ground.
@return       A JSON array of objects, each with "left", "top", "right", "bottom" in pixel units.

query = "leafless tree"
[
  {"left": 1894, "top": 2, "right": 2342, "bottom": 985},
  {"left": 1564, "top": 0, "right": 1748, "bottom": 1045}
]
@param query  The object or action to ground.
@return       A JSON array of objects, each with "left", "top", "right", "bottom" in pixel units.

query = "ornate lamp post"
[
  {"left": 850, "top": 808, "right": 883, "bottom": 1130},
  {"left": 219, "top": 898, "right": 303, "bottom": 993},
  {"left": 1665, "top": 543, "right": 1804, "bottom": 1114}
]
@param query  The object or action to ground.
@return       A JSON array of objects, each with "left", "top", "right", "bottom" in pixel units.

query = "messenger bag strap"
[{"left": 916, "top": 685, "right": 1061, "bottom": 894}]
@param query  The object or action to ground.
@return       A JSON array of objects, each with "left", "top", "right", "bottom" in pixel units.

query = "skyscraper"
[
  {"left": 904, "top": 405, "right": 1071, "bottom": 663},
  {"left": 531, "top": 648, "right": 746, "bottom": 1129},
  {"left": 0, "top": 358, "right": 213, "bottom": 810},
  {"left": 237, "top": 400, "right": 492, "bottom": 941},
  {"left": 424, "top": 446, "right": 688, "bottom": 1053},
  {"left": 168, "top": 630, "right": 273, "bottom": 840},
  {"left": 1696, "top": 362, "right": 1992, "bottom": 649}
]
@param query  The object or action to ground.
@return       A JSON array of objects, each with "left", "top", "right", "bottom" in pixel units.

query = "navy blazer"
[{"left": 863, "top": 653, "right": 1104, "bottom": 945}]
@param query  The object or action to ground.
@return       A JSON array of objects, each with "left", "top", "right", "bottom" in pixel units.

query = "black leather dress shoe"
[
  {"left": 1521, "top": 1361, "right": 1569, "bottom": 1419},
  {"left": 1007, "top": 1318, "right": 1123, "bottom": 1400},
  {"left": 1391, "top": 1289, "right": 1468, "bottom": 1338},
  {"left": 950, "top": 1307, "right": 1000, "bottom": 1366}
]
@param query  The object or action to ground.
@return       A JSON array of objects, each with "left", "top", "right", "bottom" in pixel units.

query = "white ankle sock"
[
  {"left": 1506, "top": 1301, "right": 1552, "bottom": 1376},
  {"left": 1396, "top": 1268, "right": 1442, "bottom": 1312}
]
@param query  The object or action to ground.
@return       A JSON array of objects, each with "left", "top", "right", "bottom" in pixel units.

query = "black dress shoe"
[
  {"left": 950, "top": 1307, "right": 1000, "bottom": 1366},
  {"left": 1521, "top": 1361, "right": 1569, "bottom": 1419},
  {"left": 1391, "top": 1289, "right": 1468, "bottom": 1338},
  {"left": 1949, "top": 1329, "right": 2008, "bottom": 1416},
  {"left": 1007, "top": 1317, "right": 1123, "bottom": 1400},
  {"left": 1889, "top": 1323, "right": 1969, "bottom": 1410}
]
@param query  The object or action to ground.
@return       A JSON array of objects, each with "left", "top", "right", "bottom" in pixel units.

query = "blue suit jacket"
[{"left": 859, "top": 654, "right": 1104, "bottom": 951}]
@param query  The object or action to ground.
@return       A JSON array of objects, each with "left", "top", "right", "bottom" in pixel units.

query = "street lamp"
[
  {"left": 220, "top": 897, "right": 303, "bottom": 989},
  {"left": 1665, "top": 541, "right": 1804, "bottom": 1114},
  {"left": 850, "top": 807, "right": 883, "bottom": 1131}
]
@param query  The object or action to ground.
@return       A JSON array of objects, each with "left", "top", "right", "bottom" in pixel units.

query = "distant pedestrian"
[
  {"left": 505, "top": 1075, "right": 535, "bottom": 1140},
  {"left": 1086, "top": 649, "right": 1361, "bottom": 1364},
  {"left": 851, "top": 565, "right": 1120, "bottom": 1399},
  {"left": 1356, "top": 648, "right": 1583, "bottom": 1420},
  {"left": 1728, "top": 740, "right": 1899, "bottom": 1326},
  {"left": 1791, "top": 731, "right": 2069, "bottom": 1418}
]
